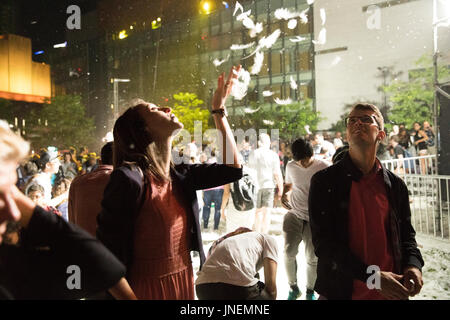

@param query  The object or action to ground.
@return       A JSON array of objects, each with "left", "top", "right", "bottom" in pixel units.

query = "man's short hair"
[
  {"left": 100, "top": 142, "right": 114, "bottom": 165},
  {"left": 349, "top": 103, "right": 384, "bottom": 132},
  {"left": 291, "top": 138, "right": 313, "bottom": 161},
  {"left": 0, "top": 120, "right": 30, "bottom": 164}
]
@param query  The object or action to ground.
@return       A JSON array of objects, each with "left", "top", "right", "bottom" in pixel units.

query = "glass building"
[{"left": 104, "top": 0, "right": 316, "bottom": 120}]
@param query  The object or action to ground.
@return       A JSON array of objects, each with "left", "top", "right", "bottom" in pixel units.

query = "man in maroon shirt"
[
  {"left": 69, "top": 142, "right": 113, "bottom": 237},
  {"left": 308, "top": 104, "right": 424, "bottom": 300}
]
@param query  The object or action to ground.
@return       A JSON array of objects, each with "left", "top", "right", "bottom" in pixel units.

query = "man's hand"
[
  {"left": 281, "top": 193, "right": 292, "bottom": 210},
  {"left": 403, "top": 266, "right": 423, "bottom": 297},
  {"left": 377, "top": 271, "right": 410, "bottom": 300}
]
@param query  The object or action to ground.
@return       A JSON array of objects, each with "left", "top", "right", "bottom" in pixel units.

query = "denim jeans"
[{"left": 202, "top": 189, "right": 224, "bottom": 229}]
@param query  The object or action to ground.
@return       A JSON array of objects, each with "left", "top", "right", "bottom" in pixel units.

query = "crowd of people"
[{"left": 0, "top": 66, "right": 425, "bottom": 301}]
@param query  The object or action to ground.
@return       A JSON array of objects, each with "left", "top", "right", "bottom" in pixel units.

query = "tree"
[
  {"left": 383, "top": 55, "right": 450, "bottom": 129},
  {"left": 230, "top": 99, "right": 323, "bottom": 144},
  {"left": 28, "top": 95, "right": 95, "bottom": 149},
  {"left": 171, "top": 92, "right": 210, "bottom": 135}
]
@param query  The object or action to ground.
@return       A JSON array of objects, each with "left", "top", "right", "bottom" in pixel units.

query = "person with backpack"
[
  {"left": 221, "top": 167, "right": 257, "bottom": 234},
  {"left": 281, "top": 138, "right": 330, "bottom": 300}
]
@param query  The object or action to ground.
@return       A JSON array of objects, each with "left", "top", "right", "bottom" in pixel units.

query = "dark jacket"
[
  {"left": 308, "top": 152, "right": 424, "bottom": 300},
  {"left": 0, "top": 206, "right": 125, "bottom": 299},
  {"left": 96, "top": 162, "right": 243, "bottom": 272}
]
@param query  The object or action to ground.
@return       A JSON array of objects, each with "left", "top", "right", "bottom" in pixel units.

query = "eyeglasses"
[{"left": 345, "top": 115, "right": 380, "bottom": 129}]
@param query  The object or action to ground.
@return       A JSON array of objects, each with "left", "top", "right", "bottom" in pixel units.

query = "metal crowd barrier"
[{"left": 381, "top": 155, "right": 450, "bottom": 241}]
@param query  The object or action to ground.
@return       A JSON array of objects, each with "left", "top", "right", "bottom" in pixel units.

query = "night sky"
[{"left": 18, "top": 0, "right": 98, "bottom": 51}]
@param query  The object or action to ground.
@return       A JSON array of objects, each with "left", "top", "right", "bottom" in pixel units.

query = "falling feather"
[
  {"left": 233, "top": 1, "right": 244, "bottom": 16},
  {"left": 262, "top": 91, "right": 274, "bottom": 97},
  {"left": 244, "top": 106, "right": 261, "bottom": 113},
  {"left": 248, "top": 22, "right": 263, "bottom": 37},
  {"left": 299, "top": 8, "right": 309, "bottom": 24},
  {"left": 290, "top": 76, "right": 298, "bottom": 90},
  {"left": 259, "top": 29, "right": 281, "bottom": 49},
  {"left": 230, "top": 68, "right": 251, "bottom": 100},
  {"left": 312, "top": 28, "right": 326, "bottom": 45},
  {"left": 287, "top": 19, "right": 297, "bottom": 29},
  {"left": 274, "top": 97, "right": 293, "bottom": 105},
  {"left": 230, "top": 42, "right": 255, "bottom": 50},
  {"left": 274, "top": 8, "right": 298, "bottom": 20},
  {"left": 289, "top": 36, "right": 307, "bottom": 42},
  {"left": 250, "top": 51, "right": 264, "bottom": 75},
  {"left": 320, "top": 8, "right": 326, "bottom": 25},
  {"left": 213, "top": 55, "right": 230, "bottom": 67},
  {"left": 236, "top": 10, "right": 252, "bottom": 21},
  {"left": 263, "top": 120, "right": 275, "bottom": 125}
]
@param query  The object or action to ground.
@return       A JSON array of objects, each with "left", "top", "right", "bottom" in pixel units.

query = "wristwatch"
[{"left": 211, "top": 108, "right": 228, "bottom": 117}]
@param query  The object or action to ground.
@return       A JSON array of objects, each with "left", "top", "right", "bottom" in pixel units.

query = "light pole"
[{"left": 111, "top": 78, "right": 130, "bottom": 120}]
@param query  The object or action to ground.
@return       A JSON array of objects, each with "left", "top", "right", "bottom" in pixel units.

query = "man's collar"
[{"left": 341, "top": 152, "right": 391, "bottom": 188}]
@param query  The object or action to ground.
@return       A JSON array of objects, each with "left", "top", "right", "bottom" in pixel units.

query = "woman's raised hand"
[{"left": 212, "top": 65, "right": 241, "bottom": 111}]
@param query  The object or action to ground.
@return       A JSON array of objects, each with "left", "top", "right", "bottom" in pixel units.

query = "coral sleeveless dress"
[{"left": 128, "top": 176, "right": 194, "bottom": 299}]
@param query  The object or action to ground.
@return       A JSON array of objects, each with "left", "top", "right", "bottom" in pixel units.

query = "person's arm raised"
[{"left": 211, "top": 65, "right": 242, "bottom": 169}]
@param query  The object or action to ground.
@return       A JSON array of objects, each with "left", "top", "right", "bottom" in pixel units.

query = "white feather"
[
  {"left": 299, "top": 8, "right": 309, "bottom": 24},
  {"left": 230, "top": 42, "right": 255, "bottom": 50},
  {"left": 274, "top": 8, "right": 297, "bottom": 20},
  {"left": 236, "top": 10, "right": 251, "bottom": 21},
  {"left": 289, "top": 36, "right": 307, "bottom": 43},
  {"left": 249, "top": 22, "right": 263, "bottom": 38},
  {"left": 258, "top": 29, "right": 281, "bottom": 49},
  {"left": 213, "top": 55, "right": 230, "bottom": 67},
  {"left": 274, "top": 97, "right": 293, "bottom": 105},
  {"left": 230, "top": 68, "right": 251, "bottom": 101},
  {"left": 287, "top": 19, "right": 298, "bottom": 29},
  {"left": 263, "top": 120, "right": 274, "bottom": 125},
  {"left": 307, "top": 0, "right": 315, "bottom": 5},
  {"left": 312, "top": 28, "right": 326, "bottom": 45},
  {"left": 290, "top": 76, "right": 298, "bottom": 90},
  {"left": 233, "top": 1, "right": 244, "bottom": 16},
  {"left": 262, "top": 90, "right": 274, "bottom": 97},
  {"left": 320, "top": 8, "right": 326, "bottom": 25},
  {"left": 250, "top": 51, "right": 264, "bottom": 75},
  {"left": 244, "top": 106, "right": 261, "bottom": 113}
]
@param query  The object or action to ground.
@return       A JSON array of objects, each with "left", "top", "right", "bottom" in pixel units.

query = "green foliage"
[
  {"left": 230, "top": 99, "right": 322, "bottom": 144},
  {"left": 28, "top": 95, "right": 95, "bottom": 149},
  {"left": 383, "top": 55, "right": 450, "bottom": 129},
  {"left": 171, "top": 92, "right": 210, "bottom": 135}
]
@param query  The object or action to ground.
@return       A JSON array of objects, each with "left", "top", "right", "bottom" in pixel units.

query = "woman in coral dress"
[{"left": 97, "top": 66, "right": 243, "bottom": 299}]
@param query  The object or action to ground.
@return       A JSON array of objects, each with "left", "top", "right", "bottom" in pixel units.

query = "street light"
[{"left": 112, "top": 78, "right": 130, "bottom": 120}]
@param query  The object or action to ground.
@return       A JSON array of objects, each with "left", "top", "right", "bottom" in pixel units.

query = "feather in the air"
[
  {"left": 250, "top": 51, "right": 264, "bottom": 75},
  {"left": 274, "top": 97, "right": 293, "bottom": 105},
  {"left": 312, "top": 28, "right": 326, "bottom": 45}
]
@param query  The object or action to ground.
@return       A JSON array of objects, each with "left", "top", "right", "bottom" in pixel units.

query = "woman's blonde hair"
[{"left": 0, "top": 120, "right": 30, "bottom": 164}]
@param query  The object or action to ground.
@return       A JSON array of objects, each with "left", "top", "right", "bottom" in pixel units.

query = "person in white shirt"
[
  {"left": 248, "top": 133, "right": 283, "bottom": 234},
  {"left": 281, "top": 137, "right": 330, "bottom": 300},
  {"left": 195, "top": 229, "right": 278, "bottom": 300}
]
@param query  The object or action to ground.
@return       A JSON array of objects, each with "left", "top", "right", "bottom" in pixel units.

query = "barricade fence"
[{"left": 381, "top": 155, "right": 450, "bottom": 240}]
